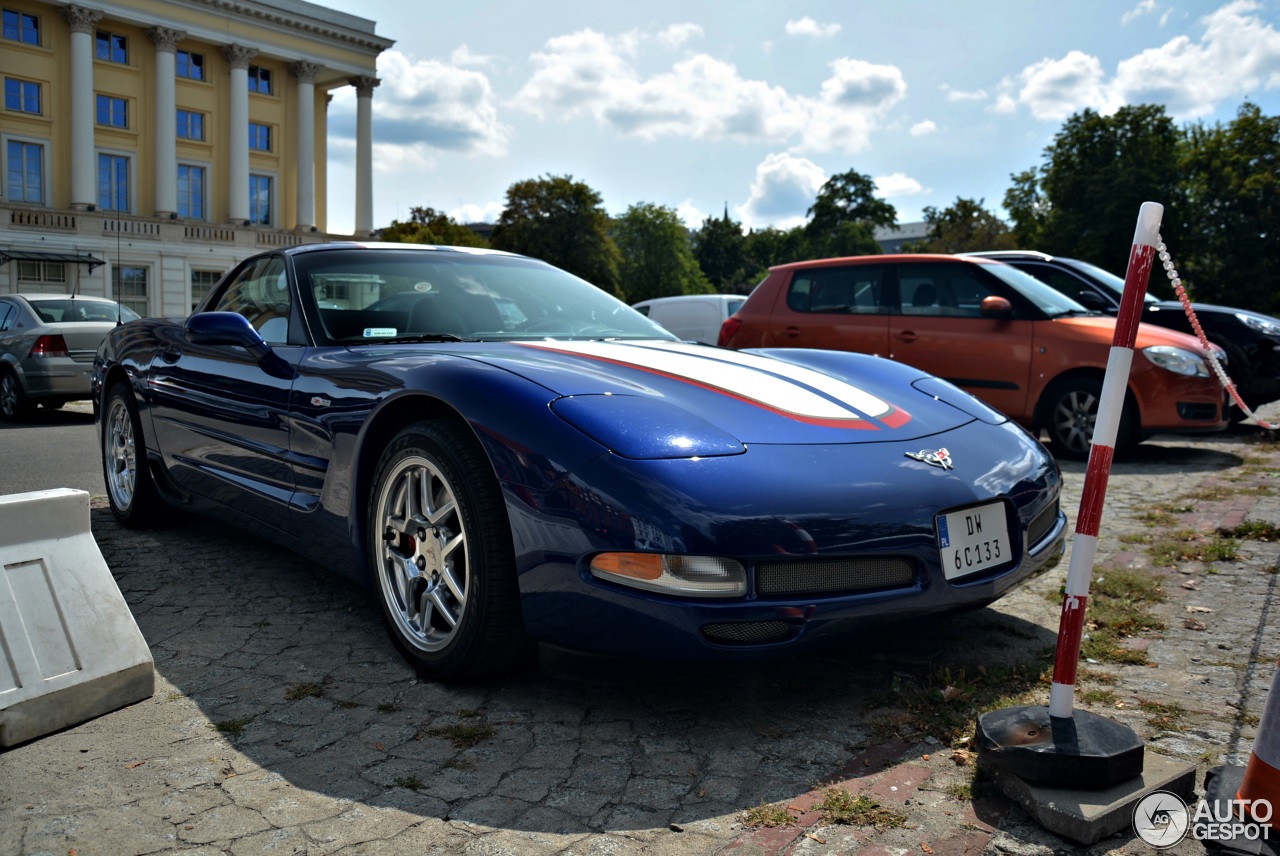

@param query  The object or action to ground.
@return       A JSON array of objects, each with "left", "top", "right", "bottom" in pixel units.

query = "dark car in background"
[
  {"left": 966, "top": 251, "right": 1280, "bottom": 414},
  {"left": 0, "top": 293, "right": 139, "bottom": 420}
]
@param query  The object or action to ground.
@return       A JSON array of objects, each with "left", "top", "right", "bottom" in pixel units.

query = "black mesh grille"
[
  {"left": 755, "top": 557, "right": 915, "bottom": 597},
  {"left": 1027, "top": 500, "right": 1059, "bottom": 549},
  {"left": 701, "top": 621, "right": 792, "bottom": 645},
  {"left": 1177, "top": 402, "right": 1218, "bottom": 421}
]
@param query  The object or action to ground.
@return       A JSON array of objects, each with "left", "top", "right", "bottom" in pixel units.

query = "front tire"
[
  {"left": 368, "top": 420, "right": 525, "bottom": 680},
  {"left": 1041, "top": 377, "right": 1136, "bottom": 461},
  {"left": 102, "top": 381, "right": 165, "bottom": 527}
]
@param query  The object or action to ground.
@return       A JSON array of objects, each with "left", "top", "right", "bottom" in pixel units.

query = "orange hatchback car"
[{"left": 719, "top": 254, "right": 1228, "bottom": 458}]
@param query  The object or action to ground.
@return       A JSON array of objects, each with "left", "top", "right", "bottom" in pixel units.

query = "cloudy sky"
[{"left": 320, "top": 0, "right": 1280, "bottom": 236}]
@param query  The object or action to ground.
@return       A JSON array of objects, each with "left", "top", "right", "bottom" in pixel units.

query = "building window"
[
  {"left": 2, "top": 9, "right": 39, "bottom": 45},
  {"left": 6, "top": 139, "right": 43, "bottom": 203},
  {"left": 4, "top": 78, "right": 39, "bottom": 114},
  {"left": 96, "top": 94, "right": 127, "bottom": 128},
  {"left": 176, "top": 50, "right": 203, "bottom": 80},
  {"left": 249, "top": 174, "right": 272, "bottom": 225},
  {"left": 177, "top": 164, "right": 204, "bottom": 219},
  {"left": 17, "top": 260, "right": 65, "bottom": 284},
  {"left": 248, "top": 122, "right": 271, "bottom": 152},
  {"left": 177, "top": 109, "right": 204, "bottom": 140},
  {"left": 95, "top": 30, "right": 127, "bottom": 64},
  {"left": 247, "top": 65, "right": 271, "bottom": 94},
  {"left": 97, "top": 153, "right": 129, "bottom": 212},
  {"left": 191, "top": 269, "right": 222, "bottom": 310},
  {"left": 112, "top": 266, "right": 148, "bottom": 316}
]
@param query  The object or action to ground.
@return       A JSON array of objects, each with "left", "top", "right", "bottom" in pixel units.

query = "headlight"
[
  {"left": 1237, "top": 312, "right": 1280, "bottom": 338},
  {"left": 590, "top": 553, "right": 747, "bottom": 597},
  {"left": 1143, "top": 345, "right": 1209, "bottom": 377}
]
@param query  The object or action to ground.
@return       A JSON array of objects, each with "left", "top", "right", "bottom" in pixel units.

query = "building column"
[
  {"left": 60, "top": 5, "right": 102, "bottom": 210},
  {"left": 220, "top": 45, "right": 257, "bottom": 224},
  {"left": 149, "top": 27, "right": 186, "bottom": 218},
  {"left": 290, "top": 61, "right": 323, "bottom": 230},
  {"left": 350, "top": 75, "right": 379, "bottom": 237}
]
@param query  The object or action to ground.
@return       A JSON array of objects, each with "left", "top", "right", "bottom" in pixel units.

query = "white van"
[{"left": 631, "top": 294, "right": 746, "bottom": 345}]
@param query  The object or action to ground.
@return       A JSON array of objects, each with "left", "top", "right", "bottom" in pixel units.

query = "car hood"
[
  {"left": 1053, "top": 315, "right": 1216, "bottom": 354},
  {"left": 468, "top": 339, "right": 993, "bottom": 448}
]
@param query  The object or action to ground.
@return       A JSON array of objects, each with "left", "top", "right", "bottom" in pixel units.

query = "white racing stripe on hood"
[{"left": 525, "top": 340, "right": 893, "bottom": 422}]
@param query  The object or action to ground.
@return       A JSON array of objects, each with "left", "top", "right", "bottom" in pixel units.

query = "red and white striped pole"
[{"left": 1048, "top": 201, "right": 1163, "bottom": 719}]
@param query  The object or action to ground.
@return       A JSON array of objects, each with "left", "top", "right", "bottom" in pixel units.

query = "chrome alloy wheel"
[
  {"left": 1051, "top": 387, "right": 1099, "bottom": 457},
  {"left": 0, "top": 373, "right": 20, "bottom": 419},
  {"left": 374, "top": 455, "right": 469, "bottom": 653},
  {"left": 104, "top": 394, "right": 138, "bottom": 510}
]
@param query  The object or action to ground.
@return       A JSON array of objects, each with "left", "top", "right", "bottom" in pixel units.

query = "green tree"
[
  {"left": 692, "top": 208, "right": 750, "bottom": 291},
  {"left": 903, "top": 197, "right": 1017, "bottom": 253},
  {"left": 614, "top": 203, "right": 711, "bottom": 303},
  {"left": 379, "top": 206, "right": 488, "bottom": 248},
  {"left": 490, "top": 174, "right": 622, "bottom": 296},
  {"left": 745, "top": 226, "right": 812, "bottom": 271},
  {"left": 805, "top": 169, "right": 897, "bottom": 257},
  {"left": 1003, "top": 168, "right": 1048, "bottom": 249},
  {"left": 1178, "top": 102, "right": 1280, "bottom": 315},
  {"left": 1009, "top": 106, "right": 1184, "bottom": 278}
]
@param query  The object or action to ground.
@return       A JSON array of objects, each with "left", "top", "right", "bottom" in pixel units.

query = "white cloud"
[
  {"left": 941, "top": 84, "right": 988, "bottom": 102},
  {"left": 737, "top": 153, "right": 826, "bottom": 230},
  {"left": 658, "top": 23, "right": 703, "bottom": 49},
  {"left": 875, "top": 173, "right": 925, "bottom": 198},
  {"left": 450, "top": 44, "right": 494, "bottom": 67},
  {"left": 347, "top": 50, "right": 511, "bottom": 158},
  {"left": 784, "top": 17, "right": 841, "bottom": 38},
  {"left": 675, "top": 199, "right": 708, "bottom": 228},
  {"left": 449, "top": 200, "right": 505, "bottom": 224},
  {"left": 995, "top": 1, "right": 1280, "bottom": 121},
  {"left": 513, "top": 28, "right": 903, "bottom": 153},
  {"left": 1122, "top": 0, "right": 1158, "bottom": 25},
  {"left": 910, "top": 119, "right": 938, "bottom": 136}
]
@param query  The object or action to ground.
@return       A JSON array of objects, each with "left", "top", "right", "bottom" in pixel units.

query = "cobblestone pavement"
[{"left": 3, "top": 413, "right": 1280, "bottom": 856}]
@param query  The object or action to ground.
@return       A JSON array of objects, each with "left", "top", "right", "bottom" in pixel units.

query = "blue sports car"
[{"left": 94, "top": 243, "right": 1066, "bottom": 679}]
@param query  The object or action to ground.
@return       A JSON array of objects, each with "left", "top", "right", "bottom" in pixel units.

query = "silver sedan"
[{"left": 0, "top": 294, "right": 139, "bottom": 420}]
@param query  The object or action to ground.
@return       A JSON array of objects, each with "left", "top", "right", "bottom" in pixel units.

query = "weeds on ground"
[
  {"left": 874, "top": 661, "right": 1049, "bottom": 747},
  {"left": 1043, "top": 568, "right": 1165, "bottom": 665},
  {"left": 740, "top": 802, "right": 794, "bottom": 828},
  {"left": 394, "top": 775, "right": 424, "bottom": 790},
  {"left": 1222, "top": 519, "right": 1280, "bottom": 542},
  {"left": 1143, "top": 529, "right": 1238, "bottom": 566},
  {"left": 211, "top": 716, "right": 253, "bottom": 738},
  {"left": 1138, "top": 699, "right": 1186, "bottom": 732},
  {"left": 419, "top": 722, "right": 496, "bottom": 748},
  {"left": 284, "top": 682, "right": 324, "bottom": 701},
  {"left": 815, "top": 788, "right": 907, "bottom": 829},
  {"left": 376, "top": 702, "right": 401, "bottom": 714}
]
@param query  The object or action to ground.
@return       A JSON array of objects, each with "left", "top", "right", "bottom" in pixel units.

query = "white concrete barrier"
[{"left": 0, "top": 488, "right": 153, "bottom": 746}]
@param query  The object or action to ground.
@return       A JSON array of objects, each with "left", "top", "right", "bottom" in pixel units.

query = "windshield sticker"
[{"left": 363, "top": 327, "right": 398, "bottom": 338}]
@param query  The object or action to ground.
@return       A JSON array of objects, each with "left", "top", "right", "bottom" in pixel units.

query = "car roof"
[
  {"left": 11, "top": 293, "right": 119, "bottom": 304},
  {"left": 633, "top": 294, "right": 743, "bottom": 306},
  {"left": 281, "top": 241, "right": 523, "bottom": 259},
  {"left": 962, "top": 251, "right": 1060, "bottom": 262},
  {"left": 769, "top": 253, "right": 1002, "bottom": 272}
]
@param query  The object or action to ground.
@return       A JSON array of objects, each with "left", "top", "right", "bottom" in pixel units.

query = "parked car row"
[{"left": 716, "top": 253, "right": 1231, "bottom": 459}]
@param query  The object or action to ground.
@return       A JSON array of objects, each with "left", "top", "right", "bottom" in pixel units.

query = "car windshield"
[
  {"left": 30, "top": 299, "right": 140, "bottom": 323},
  {"left": 295, "top": 248, "right": 677, "bottom": 344},
  {"left": 981, "top": 263, "right": 1093, "bottom": 318},
  {"left": 1065, "top": 258, "right": 1160, "bottom": 305}
]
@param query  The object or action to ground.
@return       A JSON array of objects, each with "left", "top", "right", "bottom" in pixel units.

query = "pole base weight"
[
  {"left": 1202, "top": 765, "right": 1280, "bottom": 855},
  {"left": 977, "top": 705, "right": 1143, "bottom": 787}
]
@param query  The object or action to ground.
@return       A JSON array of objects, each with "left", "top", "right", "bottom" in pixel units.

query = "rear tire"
[
  {"left": 367, "top": 420, "right": 526, "bottom": 680},
  {"left": 1041, "top": 377, "right": 1136, "bottom": 461},
  {"left": 102, "top": 381, "right": 166, "bottom": 527},
  {"left": 0, "top": 370, "right": 32, "bottom": 421}
]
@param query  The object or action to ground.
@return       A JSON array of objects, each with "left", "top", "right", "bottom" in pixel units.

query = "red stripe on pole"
[
  {"left": 1115, "top": 244, "right": 1155, "bottom": 350},
  {"left": 1075, "top": 444, "right": 1115, "bottom": 537},
  {"left": 1051, "top": 593, "right": 1089, "bottom": 686}
]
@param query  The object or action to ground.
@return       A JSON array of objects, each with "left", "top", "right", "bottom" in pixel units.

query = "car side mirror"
[
  {"left": 979, "top": 296, "right": 1014, "bottom": 319},
  {"left": 186, "top": 312, "right": 271, "bottom": 359}
]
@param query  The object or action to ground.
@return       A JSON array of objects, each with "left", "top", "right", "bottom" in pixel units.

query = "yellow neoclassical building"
[{"left": 0, "top": 0, "right": 391, "bottom": 315}]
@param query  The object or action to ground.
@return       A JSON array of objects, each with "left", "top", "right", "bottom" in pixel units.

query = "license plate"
[{"left": 937, "top": 501, "right": 1011, "bottom": 581}]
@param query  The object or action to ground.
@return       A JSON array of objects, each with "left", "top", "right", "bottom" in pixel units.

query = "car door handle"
[
  {"left": 893, "top": 330, "right": 918, "bottom": 343},
  {"left": 781, "top": 326, "right": 801, "bottom": 338},
  {"left": 161, "top": 345, "right": 183, "bottom": 363}
]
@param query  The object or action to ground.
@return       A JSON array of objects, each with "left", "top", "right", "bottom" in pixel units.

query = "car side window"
[
  {"left": 898, "top": 263, "right": 999, "bottom": 318},
  {"left": 0, "top": 303, "right": 13, "bottom": 331},
  {"left": 211, "top": 256, "right": 292, "bottom": 344},
  {"left": 1014, "top": 264, "right": 1107, "bottom": 307},
  {"left": 787, "top": 266, "right": 883, "bottom": 314}
]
